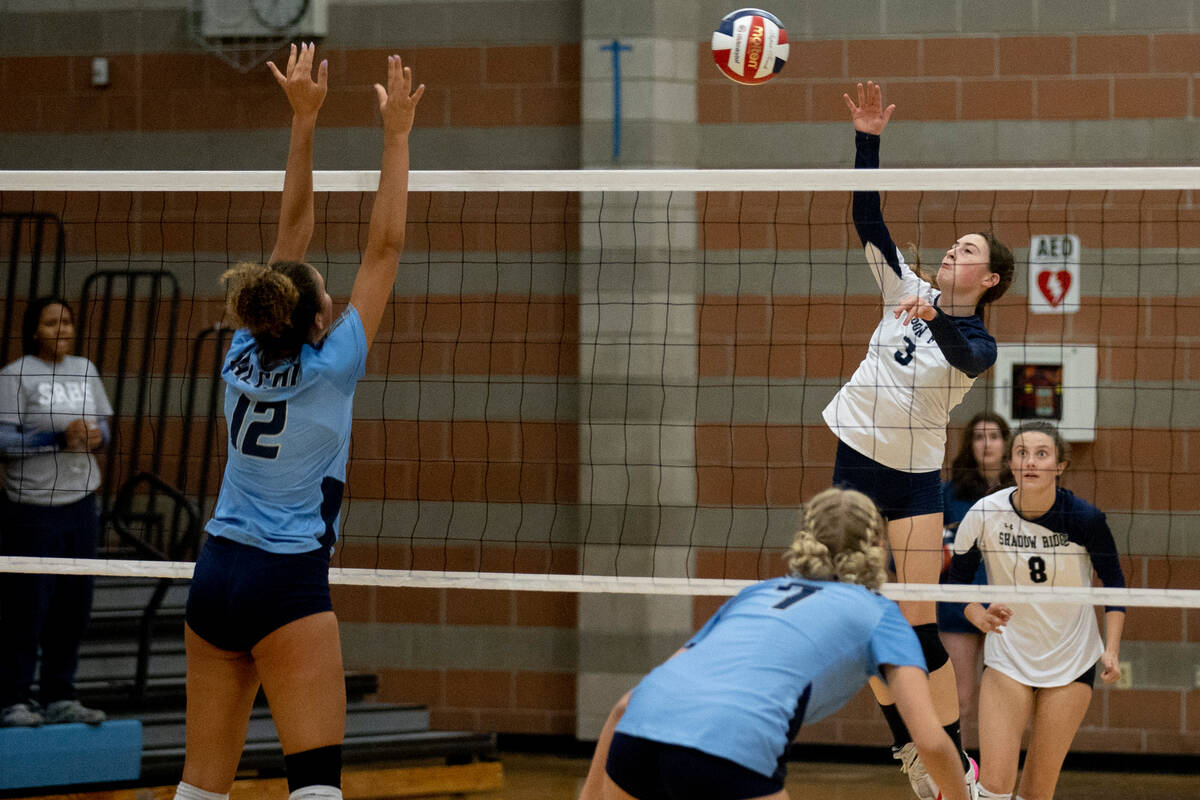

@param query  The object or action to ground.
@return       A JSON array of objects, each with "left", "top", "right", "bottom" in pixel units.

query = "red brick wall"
[
  {"left": 699, "top": 33, "right": 1200, "bottom": 124},
  {"left": 0, "top": 44, "right": 581, "bottom": 134}
]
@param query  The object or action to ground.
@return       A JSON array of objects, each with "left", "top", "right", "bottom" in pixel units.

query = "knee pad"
[
  {"left": 285, "top": 744, "right": 342, "bottom": 793},
  {"left": 913, "top": 623, "right": 949, "bottom": 672}
]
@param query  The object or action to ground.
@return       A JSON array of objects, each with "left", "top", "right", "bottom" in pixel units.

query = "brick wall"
[{"left": 699, "top": 34, "right": 1200, "bottom": 126}]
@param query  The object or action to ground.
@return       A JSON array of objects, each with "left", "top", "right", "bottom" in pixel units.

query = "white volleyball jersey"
[
  {"left": 822, "top": 242, "right": 986, "bottom": 472},
  {"left": 950, "top": 487, "right": 1125, "bottom": 687},
  {"left": 825, "top": 131, "right": 998, "bottom": 473}
]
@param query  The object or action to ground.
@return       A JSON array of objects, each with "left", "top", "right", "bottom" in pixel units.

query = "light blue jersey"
[
  {"left": 615, "top": 576, "right": 925, "bottom": 780},
  {"left": 205, "top": 307, "right": 367, "bottom": 554}
]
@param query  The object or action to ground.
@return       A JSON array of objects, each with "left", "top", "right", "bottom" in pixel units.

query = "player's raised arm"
[
  {"left": 350, "top": 55, "right": 424, "bottom": 349},
  {"left": 267, "top": 42, "right": 328, "bottom": 265}
]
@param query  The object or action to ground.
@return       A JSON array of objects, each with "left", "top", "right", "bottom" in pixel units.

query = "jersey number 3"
[
  {"left": 230, "top": 395, "right": 287, "bottom": 459},
  {"left": 894, "top": 336, "right": 916, "bottom": 366}
]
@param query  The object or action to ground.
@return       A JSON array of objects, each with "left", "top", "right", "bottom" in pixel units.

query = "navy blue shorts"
[
  {"left": 936, "top": 601, "right": 980, "bottom": 635},
  {"left": 186, "top": 535, "right": 333, "bottom": 652},
  {"left": 984, "top": 664, "right": 1097, "bottom": 689},
  {"left": 605, "top": 732, "right": 784, "bottom": 800},
  {"left": 831, "top": 441, "right": 943, "bottom": 520}
]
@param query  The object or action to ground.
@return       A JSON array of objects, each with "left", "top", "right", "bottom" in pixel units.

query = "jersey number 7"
[{"left": 773, "top": 582, "right": 824, "bottom": 609}]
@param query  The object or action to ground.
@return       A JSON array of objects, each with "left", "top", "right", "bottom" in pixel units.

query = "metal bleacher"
[{"left": 79, "top": 575, "right": 495, "bottom": 782}]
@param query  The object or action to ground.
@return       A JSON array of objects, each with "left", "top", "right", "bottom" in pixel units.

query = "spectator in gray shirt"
[{"left": 0, "top": 297, "right": 112, "bottom": 726}]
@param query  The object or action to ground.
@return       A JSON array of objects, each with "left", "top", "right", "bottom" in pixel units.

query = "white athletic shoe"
[
  {"left": 892, "top": 742, "right": 939, "bottom": 800},
  {"left": 935, "top": 755, "right": 980, "bottom": 800}
]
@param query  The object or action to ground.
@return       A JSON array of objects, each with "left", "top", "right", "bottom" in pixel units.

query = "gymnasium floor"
[{"left": 377, "top": 751, "right": 1200, "bottom": 800}]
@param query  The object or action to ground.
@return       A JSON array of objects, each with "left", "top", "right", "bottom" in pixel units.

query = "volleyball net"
[{"left": 1, "top": 168, "right": 1198, "bottom": 608}]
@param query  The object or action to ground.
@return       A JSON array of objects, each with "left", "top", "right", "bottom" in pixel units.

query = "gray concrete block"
[
  {"left": 1113, "top": 0, "right": 1194, "bottom": 30},
  {"left": 582, "top": 119, "right": 700, "bottom": 169},
  {"left": 809, "top": 0, "right": 886, "bottom": 37},
  {"left": 1097, "top": 381, "right": 1200, "bottom": 428},
  {"left": 411, "top": 126, "right": 580, "bottom": 170},
  {"left": 884, "top": 0, "right": 961, "bottom": 34},
  {"left": 699, "top": 122, "right": 847, "bottom": 169},
  {"left": 1147, "top": 119, "right": 1200, "bottom": 165},
  {"left": 995, "top": 121, "right": 1073, "bottom": 165},
  {"left": 961, "top": 0, "right": 1036, "bottom": 33},
  {"left": 1072, "top": 120, "right": 1154, "bottom": 165},
  {"left": 326, "top": 2, "right": 383, "bottom": 46},
  {"left": 886, "top": 121, "right": 999, "bottom": 166},
  {"left": 1036, "top": 0, "right": 1115, "bottom": 32}
]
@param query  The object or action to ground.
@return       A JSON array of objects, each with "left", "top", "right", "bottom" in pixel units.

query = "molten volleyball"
[{"left": 711, "top": 8, "right": 789, "bottom": 85}]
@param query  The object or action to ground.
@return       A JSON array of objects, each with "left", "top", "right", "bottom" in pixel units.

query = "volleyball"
[{"left": 711, "top": 8, "right": 789, "bottom": 85}]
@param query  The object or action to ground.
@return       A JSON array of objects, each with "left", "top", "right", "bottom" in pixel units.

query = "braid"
[{"left": 787, "top": 487, "right": 888, "bottom": 590}]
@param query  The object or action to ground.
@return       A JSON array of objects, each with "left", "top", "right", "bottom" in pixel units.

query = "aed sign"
[{"left": 1028, "top": 234, "right": 1080, "bottom": 314}]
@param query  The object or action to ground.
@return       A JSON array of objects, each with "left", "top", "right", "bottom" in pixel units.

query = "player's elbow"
[{"left": 364, "top": 238, "right": 403, "bottom": 266}]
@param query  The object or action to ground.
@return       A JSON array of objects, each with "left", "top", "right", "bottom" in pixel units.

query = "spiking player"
[
  {"left": 827, "top": 81, "right": 1015, "bottom": 799},
  {"left": 949, "top": 421, "right": 1125, "bottom": 800}
]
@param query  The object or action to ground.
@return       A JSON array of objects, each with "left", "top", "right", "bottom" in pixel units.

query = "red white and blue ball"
[{"left": 711, "top": 8, "right": 789, "bottom": 85}]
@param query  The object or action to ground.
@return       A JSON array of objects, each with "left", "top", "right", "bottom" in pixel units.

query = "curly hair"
[
  {"left": 786, "top": 487, "right": 888, "bottom": 590},
  {"left": 222, "top": 261, "right": 323, "bottom": 367}
]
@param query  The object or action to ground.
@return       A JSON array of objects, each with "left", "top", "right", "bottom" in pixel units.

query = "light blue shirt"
[
  {"left": 205, "top": 307, "right": 366, "bottom": 554},
  {"left": 616, "top": 576, "right": 925, "bottom": 779}
]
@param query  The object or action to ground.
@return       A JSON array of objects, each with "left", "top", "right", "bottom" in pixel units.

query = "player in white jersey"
[
  {"left": 174, "top": 46, "right": 423, "bottom": 800},
  {"left": 578, "top": 488, "right": 974, "bottom": 800},
  {"left": 949, "top": 422, "right": 1125, "bottom": 800},
  {"left": 831, "top": 82, "right": 1015, "bottom": 800}
]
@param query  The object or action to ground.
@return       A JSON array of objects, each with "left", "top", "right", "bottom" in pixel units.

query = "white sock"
[
  {"left": 288, "top": 787, "right": 342, "bottom": 800},
  {"left": 174, "top": 783, "right": 229, "bottom": 800},
  {"left": 977, "top": 786, "right": 1011, "bottom": 800}
]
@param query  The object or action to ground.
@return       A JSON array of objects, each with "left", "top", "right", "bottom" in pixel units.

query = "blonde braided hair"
[{"left": 786, "top": 487, "right": 888, "bottom": 590}]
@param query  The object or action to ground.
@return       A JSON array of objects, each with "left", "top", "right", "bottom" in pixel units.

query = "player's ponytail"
[
  {"left": 222, "top": 261, "right": 323, "bottom": 367},
  {"left": 787, "top": 487, "right": 888, "bottom": 590},
  {"left": 977, "top": 231, "right": 1014, "bottom": 308}
]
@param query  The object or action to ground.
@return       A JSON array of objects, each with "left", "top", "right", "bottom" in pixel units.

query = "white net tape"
[
  {"left": 3, "top": 167, "right": 1200, "bottom": 192},
  {"left": 1, "top": 556, "right": 1195, "bottom": 607}
]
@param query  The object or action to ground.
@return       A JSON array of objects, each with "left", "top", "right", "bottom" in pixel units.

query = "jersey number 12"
[{"left": 230, "top": 395, "right": 287, "bottom": 459}]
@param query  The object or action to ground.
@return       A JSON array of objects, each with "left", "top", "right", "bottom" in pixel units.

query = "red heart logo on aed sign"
[{"left": 1037, "top": 270, "right": 1071, "bottom": 307}]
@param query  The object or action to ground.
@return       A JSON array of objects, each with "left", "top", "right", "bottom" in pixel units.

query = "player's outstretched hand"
[
  {"left": 268, "top": 42, "right": 328, "bottom": 118},
  {"left": 843, "top": 80, "right": 894, "bottom": 135},
  {"left": 374, "top": 55, "right": 424, "bottom": 137}
]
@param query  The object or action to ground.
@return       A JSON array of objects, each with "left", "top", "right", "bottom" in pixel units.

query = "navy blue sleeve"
[
  {"left": 96, "top": 418, "right": 111, "bottom": 449},
  {"left": 924, "top": 312, "right": 997, "bottom": 378},
  {"left": 0, "top": 421, "right": 61, "bottom": 456},
  {"left": 947, "top": 546, "right": 983, "bottom": 585},
  {"left": 852, "top": 131, "right": 902, "bottom": 277},
  {"left": 1082, "top": 507, "right": 1126, "bottom": 614}
]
